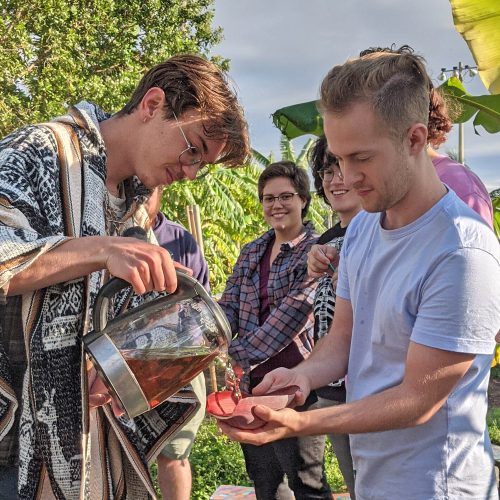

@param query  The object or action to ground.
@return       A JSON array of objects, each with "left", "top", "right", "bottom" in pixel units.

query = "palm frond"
[
  {"left": 296, "top": 138, "right": 315, "bottom": 167},
  {"left": 251, "top": 148, "right": 271, "bottom": 167}
]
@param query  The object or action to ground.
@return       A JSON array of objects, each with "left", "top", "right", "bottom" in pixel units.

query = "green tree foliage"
[{"left": 0, "top": 0, "right": 225, "bottom": 135}]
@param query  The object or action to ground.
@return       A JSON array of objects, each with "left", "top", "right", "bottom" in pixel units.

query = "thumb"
[{"left": 251, "top": 404, "right": 274, "bottom": 422}]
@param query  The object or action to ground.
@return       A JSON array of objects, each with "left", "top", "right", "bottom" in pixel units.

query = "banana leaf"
[
  {"left": 491, "top": 189, "right": 500, "bottom": 240},
  {"left": 272, "top": 79, "right": 500, "bottom": 138},
  {"left": 272, "top": 100, "right": 323, "bottom": 139},
  {"left": 440, "top": 77, "right": 500, "bottom": 133},
  {"left": 449, "top": 0, "right": 500, "bottom": 94}
]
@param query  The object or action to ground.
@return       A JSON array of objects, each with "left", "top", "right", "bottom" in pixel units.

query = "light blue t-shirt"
[{"left": 336, "top": 189, "right": 500, "bottom": 500}]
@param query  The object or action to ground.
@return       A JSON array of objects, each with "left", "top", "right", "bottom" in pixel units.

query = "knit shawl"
[{"left": 0, "top": 102, "right": 198, "bottom": 499}]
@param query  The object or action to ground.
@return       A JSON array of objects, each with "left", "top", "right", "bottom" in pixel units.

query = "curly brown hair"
[{"left": 308, "top": 136, "right": 338, "bottom": 206}]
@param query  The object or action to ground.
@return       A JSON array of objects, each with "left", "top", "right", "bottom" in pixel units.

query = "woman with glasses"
[
  {"left": 218, "top": 161, "right": 331, "bottom": 499},
  {"left": 307, "top": 135, "right": 362, "bottom": 499}
]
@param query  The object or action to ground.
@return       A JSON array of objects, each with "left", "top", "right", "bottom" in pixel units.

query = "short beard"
[{"left": 363, "top": 143, "right": 412, "bottom": 213}]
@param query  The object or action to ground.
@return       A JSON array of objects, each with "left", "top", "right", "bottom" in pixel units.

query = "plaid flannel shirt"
[{"left": 219, "top": 222, "right": 318, "bottom": 390}]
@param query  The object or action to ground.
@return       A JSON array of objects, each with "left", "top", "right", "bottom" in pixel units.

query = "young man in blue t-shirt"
[{"left": 220, "top": 51, "right": 500, "bottom": 499}]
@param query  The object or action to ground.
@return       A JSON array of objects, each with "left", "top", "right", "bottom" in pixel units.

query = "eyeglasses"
[
  {"left": 319, "top": 166, "right": 343, "bottom": 182},
  {"left": 171, "top": 108, "right": 207, "bottom": 176},
  {"left": 260, "top": 192, "right": 299, "bottom": 206}
]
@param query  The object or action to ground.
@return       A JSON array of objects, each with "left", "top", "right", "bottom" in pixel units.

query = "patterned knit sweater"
[{"left": 0, "top": 102, "right": 198, "bottom": 499}]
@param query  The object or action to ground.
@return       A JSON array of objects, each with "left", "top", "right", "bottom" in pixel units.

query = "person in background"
[
  {"left": 220, "top": 49, "right": 499, "bottom": 500},
  {"left": 218, "top": 161, "right": 331, "bottom": 499},
  {"left": 308, "top": 136, "right": 361, "bottom": 498},
  {"left": 145, "top": 187, "right": 208, "bottom": 500}
]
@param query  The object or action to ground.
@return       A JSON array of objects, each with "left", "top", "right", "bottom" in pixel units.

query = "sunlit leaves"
[
  {"left": 0, "top": 0, "right": 224, "bottom": 135},
  {"left": 440, "top": 77, "right": 500, "bottom": 134},
  {"left": 449, "top": 0, "right": 500, "bottom": 94}
]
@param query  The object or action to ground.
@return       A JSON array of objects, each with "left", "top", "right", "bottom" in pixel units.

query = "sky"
[{"left": 210, "top": 0, "right": 500, "bottom": 191}]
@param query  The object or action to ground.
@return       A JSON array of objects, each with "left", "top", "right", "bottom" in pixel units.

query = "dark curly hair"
[
  {"left": 358, "top": 45, "right": 452, "bottom": 147},
  {"left": 308, "top": 136, "right": 339, "bottom": 206}
]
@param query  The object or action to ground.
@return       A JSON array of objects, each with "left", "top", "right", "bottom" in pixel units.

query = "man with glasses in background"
[{"left": 0, "top": 54, "right": 248, "bottom": 498}]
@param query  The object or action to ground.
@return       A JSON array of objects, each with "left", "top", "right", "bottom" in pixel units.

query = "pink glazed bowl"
[{"left": 206, "top": 386, "right": 298, "bottom": 430}]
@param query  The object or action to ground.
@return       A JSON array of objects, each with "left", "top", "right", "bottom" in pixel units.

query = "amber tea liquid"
[{"left": 121, "top": 346, "right": 219, "bottom": 408}]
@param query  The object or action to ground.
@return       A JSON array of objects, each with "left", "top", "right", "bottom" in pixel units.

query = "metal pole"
[
  {"left": 458, "top": 123, "right": 465, "bottom": 165},
  {"left": 457, "top": 62, "right": 465, "bottom": 164},
  {"left": 191, "top": 205, "right": 205, "bottom": 257}
]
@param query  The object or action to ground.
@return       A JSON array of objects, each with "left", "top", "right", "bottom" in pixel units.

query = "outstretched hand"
[
  {"left": 219, "top": 405, "right": 304, "bottom": 445},
  {"left": 252, "top": 367, "right": 311, "bottom": 407}
]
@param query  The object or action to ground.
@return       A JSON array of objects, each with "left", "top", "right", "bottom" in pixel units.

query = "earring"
[{"left": 143, "top": 117, "right": 148, "bottom": 123}]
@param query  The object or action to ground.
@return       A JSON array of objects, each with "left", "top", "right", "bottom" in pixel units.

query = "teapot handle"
[
  {"left": 91, "top": 226, "right": 216, "bottom": 335},
  {"left": 92, "top": 269, "right": 195, "bottom": 333},
  {"left": 92, "top": 226, "right": 149, "bottom": 332}
]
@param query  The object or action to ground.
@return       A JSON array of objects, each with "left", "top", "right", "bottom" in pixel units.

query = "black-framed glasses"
[
  {"left": 171, "top": 108, "right": 207, "bottom": 175},
  {"left": 318, "top": 166, "right": 343, "bottom": 182},
  {"left": 260, "top": 192, "right": 299, "bottom": 207}
]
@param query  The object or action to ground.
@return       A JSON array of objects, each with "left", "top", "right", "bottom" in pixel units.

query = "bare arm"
[
  {"left": 221, "top": 341, "right": 474, "bottom": 443},
  {"left": 8, "top": 235, "right": 178, "bottom": 296}
]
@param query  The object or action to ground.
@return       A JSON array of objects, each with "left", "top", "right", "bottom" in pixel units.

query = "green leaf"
[
  {"left": 250, "top": 148, "right": 271, "bottom": 168},
  {"left": 0, "top": 0, "right": 225, "bottom": 135},
  {"left": 491, "top": 192, "right": 500, "bottom": 240},
  {"left": 449, "top": 0, "right": 500, "bottom": 94},
  {"left": 272, "top": 100, "right": 323, "bottom": 139},
  {"left": 440, "top": 76, "right": 500, "bottom": 133}
]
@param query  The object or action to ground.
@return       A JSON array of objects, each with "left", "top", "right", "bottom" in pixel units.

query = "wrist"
[{"left": 93, "top": 235, "right": 117, "bottom": 270}]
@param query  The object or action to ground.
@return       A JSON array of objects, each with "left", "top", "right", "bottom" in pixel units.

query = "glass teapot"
[{"left": 84, "top": 269, "right": 231, "bottom": 419}]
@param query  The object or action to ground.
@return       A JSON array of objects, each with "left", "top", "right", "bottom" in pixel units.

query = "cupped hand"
[
  {"left": 218, "top": 405, "right": 304, "bottom": 445},
  {"left": 307, "top": 244, "right": 339, "bottom": 278}
]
